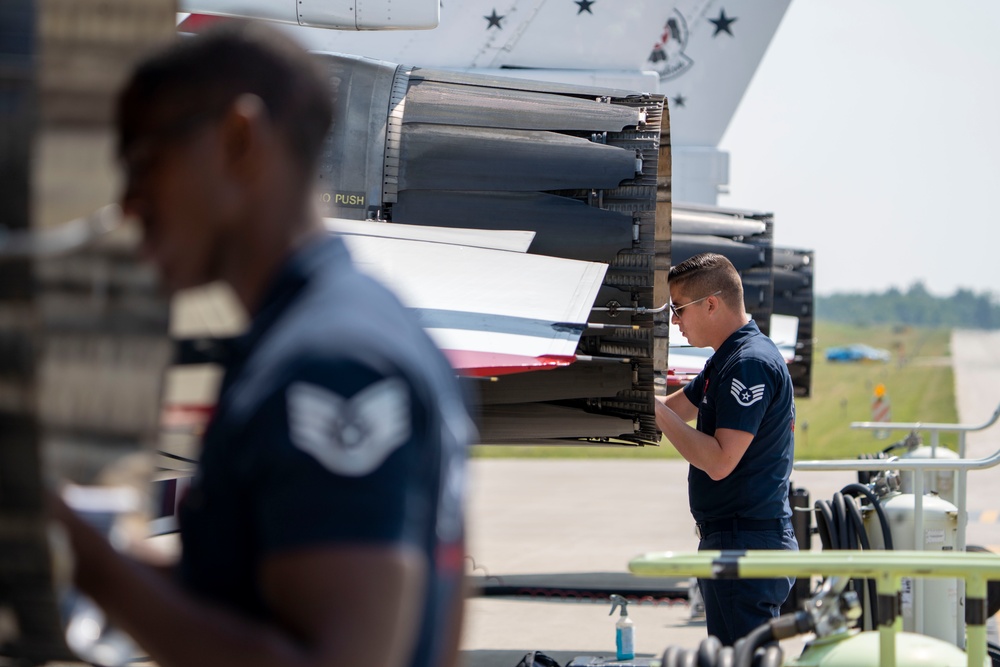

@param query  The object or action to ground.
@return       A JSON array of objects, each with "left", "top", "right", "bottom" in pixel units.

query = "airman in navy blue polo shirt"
[
  {"left": 655, "top": 252, "right": 796, "bottom": 646},
  {"left": 52, "top": 23, "right": 473, "bottom": 667}
]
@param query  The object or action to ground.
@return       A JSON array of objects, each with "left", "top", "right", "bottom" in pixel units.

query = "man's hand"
[
  {"left": 50, "top": 490, "right": 431, "bottom": 667},
  {"left": 654, "top": 396, "right": 753, "bottom": 480}
]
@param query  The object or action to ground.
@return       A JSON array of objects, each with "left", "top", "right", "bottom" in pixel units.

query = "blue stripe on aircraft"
[{"left": 413, "top": 308, "right": 584, "bottom": 341}]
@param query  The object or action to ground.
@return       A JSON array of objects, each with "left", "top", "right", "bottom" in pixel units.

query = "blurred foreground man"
[
  {"left": 655, "top": 253, "right": 796, "bottom": 646},
  {"left": 54, "top": 23, "right": 473, "bottom": 667}
]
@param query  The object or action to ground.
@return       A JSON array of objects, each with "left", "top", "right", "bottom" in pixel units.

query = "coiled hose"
[
  {"left": 813, "top": 484, "right": 893, "bottom": 630},
  {"left": 659, "top": 607, "right": 815, "bottom": 667},
  {"left": 659, "top": 635, "right": 782, "bottom": 667}
]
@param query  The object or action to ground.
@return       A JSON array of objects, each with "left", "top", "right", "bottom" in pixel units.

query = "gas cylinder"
[
  {"left": 788, "top": 629, "right": 984, "bottom": 666},
  {"left": 863, "top": 492, "right": 960, "bottom": 645}
]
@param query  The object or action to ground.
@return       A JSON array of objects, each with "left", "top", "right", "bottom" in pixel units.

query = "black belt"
[{"left": 695, "top": 518, "right": 785, "bottom": 539}]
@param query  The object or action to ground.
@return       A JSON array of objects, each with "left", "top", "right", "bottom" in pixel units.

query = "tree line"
[{"left": 816, "top": 282, "right": 1000, "bottom": 329}]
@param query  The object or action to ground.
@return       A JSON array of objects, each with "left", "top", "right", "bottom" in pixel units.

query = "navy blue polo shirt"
[
  {"left": 682, "top": 320, "right": 794, "bottom": 524},
  {"left": 177, "top": 235, "right": 472, "bottom": 667}
]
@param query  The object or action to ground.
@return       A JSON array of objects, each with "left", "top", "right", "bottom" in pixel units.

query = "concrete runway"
[
  {"left": 953, "top": 330, "right": 1000, "bottom": 553},
  {"left": 458, "top": 329, "right": 1000, "bottom": 667}
]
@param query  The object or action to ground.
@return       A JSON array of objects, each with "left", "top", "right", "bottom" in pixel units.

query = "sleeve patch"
[
  {"left": 730, "top": 378, "right": 765, "bottom": 407},
  {"left": 286, "top": 378, "right": 412, "bottom": 477}
]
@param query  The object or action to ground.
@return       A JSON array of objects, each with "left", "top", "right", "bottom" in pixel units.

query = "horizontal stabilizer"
[
  {"left": 323, "top": 217, "right": 535, "bottom": 252},
  {"left": 340, "top": 235, "right": 607, "bottom": 376}
]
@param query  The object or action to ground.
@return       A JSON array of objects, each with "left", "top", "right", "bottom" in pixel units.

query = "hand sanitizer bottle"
[{"left": 609, "top": 594, "right": 635, "bottom": 661}]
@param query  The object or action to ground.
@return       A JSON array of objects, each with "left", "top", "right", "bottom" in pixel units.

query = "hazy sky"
[{"left": 717, "top": 0, "right": 1000, "bottom": 296}]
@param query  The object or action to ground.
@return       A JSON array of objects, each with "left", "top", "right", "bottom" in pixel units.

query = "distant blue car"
[{"left": 825, "top": 344, "right": 891, "bottom": 363}]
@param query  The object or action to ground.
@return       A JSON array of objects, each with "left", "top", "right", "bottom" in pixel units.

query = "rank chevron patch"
[
  {"left": 287, "top": 378, "right": 411, "bottom": 477},
  {"left": 731, "top": 378, "right": 765, "bottom": 407}
]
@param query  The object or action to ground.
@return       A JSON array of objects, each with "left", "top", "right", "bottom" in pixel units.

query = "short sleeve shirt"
[
  {"left": 177, "top": 236, "right": 473, "bottom": 667},
  {"left": 682, "top": 320, "right": 794, "bottom": 524}
]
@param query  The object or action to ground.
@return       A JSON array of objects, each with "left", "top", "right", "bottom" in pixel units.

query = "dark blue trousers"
[{"left": 697, "top": 523, "right": 798, "bottom": 646}]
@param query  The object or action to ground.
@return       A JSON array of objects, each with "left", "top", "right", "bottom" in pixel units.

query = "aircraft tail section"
[
  {"left": 659, "top": 0, "right": 791, "bottom": 147},
  {"left": 662, "top": 0, "right": 791, "bottom": 203}
]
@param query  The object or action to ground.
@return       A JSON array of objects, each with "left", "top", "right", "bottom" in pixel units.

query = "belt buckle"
[{"left": 695, "top": 524, "right": 703, "bottom": 540}]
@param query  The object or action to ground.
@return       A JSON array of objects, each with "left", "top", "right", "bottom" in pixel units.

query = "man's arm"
[
  {"left": 654, "top": 397, "right": 754, "bottom": 481},
  {"left": 55, "top": 500, "right": 425, "bottom": 667},
  {"left": 656, "top": 389, "right": 699, "bottom": 422}
]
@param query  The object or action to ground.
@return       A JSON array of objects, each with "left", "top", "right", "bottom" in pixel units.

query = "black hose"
[
  {"left": 840, "top": 483, "right": 894, "bottom": 550},
  {"left": 843, "top": 498, "right": 870, "bottom": 550},
  {"left": 734, "top": 624, "right": 775, "bottom": 667},
  {"left": 697, "top": 636, "right": 722, "bottom": 666},
  {"left": 757, "top": 646, "right": 783, "bottom": 667},
  {"left": 659, "top": 635, "right": 780, "bottom": 667},
  {"left": 832, "top": 492, "right": 850, "bottom": 550},
  {"left": 813, "top": 491, "right": 880, "bottom": 630},
  {"left": 842, "top": 491, "right": 880, "bottom": 626},
  {"left": 814, "top": 499, "right": 834, "bottom": 549},
  {"left": 841, "top": 484, "right": 893, "bottom": 630}
]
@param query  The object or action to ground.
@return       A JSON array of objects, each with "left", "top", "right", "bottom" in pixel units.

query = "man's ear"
[{"left": 221, "top": 93, "right": 268, "bottom": 174}]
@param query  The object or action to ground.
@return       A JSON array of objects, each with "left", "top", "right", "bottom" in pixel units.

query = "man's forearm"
[
  {"left": 654, "top": 400, "right": 724, "bottom": 474},
  {"left": 57, "top": 507, "right": 313, "bottom": 667}
]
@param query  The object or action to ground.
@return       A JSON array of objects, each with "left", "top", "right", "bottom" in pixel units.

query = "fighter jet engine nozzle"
[{"left": 312, "top": 53, "right": 667, "bottom": 445}]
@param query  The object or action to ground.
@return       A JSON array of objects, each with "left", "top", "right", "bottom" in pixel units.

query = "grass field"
[{"left": 471, "top": 322, "right": 958, "bottom": 460}]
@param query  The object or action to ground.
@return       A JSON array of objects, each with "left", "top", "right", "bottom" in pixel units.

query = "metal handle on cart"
[
  {"left": 850, "top": 399, "right": 1000, "bottom": 457},
  {"left": 795, "top": 448, "right": 1000, "bottom": 552},
  {"left": 629, "top": 549, "right": 1000, "bottom": 667}
]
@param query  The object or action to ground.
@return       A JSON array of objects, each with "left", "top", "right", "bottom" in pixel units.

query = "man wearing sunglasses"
[{"left": 655, "top": 253, "right": 797, "bottom": 646}]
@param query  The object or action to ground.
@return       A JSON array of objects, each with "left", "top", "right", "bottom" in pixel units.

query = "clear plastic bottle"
[{"left": 608, "top": 594, "right": 634, "bottom": 660}]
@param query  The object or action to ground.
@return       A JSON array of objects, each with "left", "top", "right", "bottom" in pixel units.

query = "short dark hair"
[
  {"left": 116, "top": 21, "right": 333, "bottom": 172},
  {"left": 669, "top": 252, "right": 745, "bottom": 312}
]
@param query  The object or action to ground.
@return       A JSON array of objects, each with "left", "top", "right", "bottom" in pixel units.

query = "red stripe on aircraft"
[
  {"left": 442, "top": 350, "right": 576, "bottom": 377},
  {"left": 177, "top": 13, "right": 228, "bottom": 33},
  {"left": 162, "top": 403, "right": 215, "bottom": 429}
]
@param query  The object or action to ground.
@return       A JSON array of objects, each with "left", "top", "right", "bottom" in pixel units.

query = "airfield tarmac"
[{"left": 459, "top": 329, "right": 1000, "bottom": 667}]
